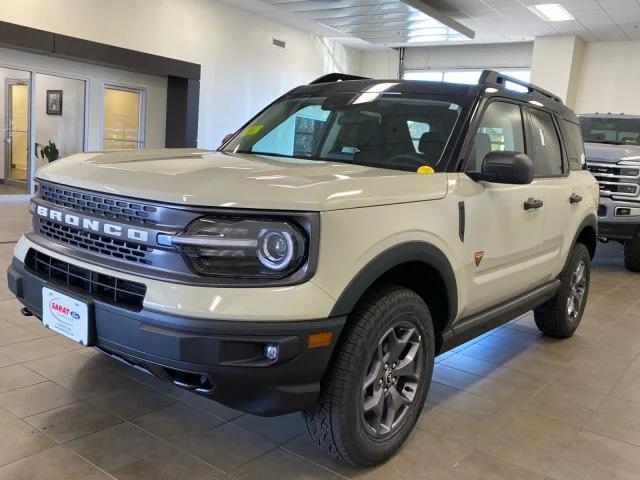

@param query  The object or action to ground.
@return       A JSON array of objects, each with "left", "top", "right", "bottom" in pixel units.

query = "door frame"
[{"left": 3, "top": 77, "right": 30, "bottom": 189}]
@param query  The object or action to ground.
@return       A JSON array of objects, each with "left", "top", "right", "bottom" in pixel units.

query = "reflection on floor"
[
  {"left": 0, "top": 182, "right": 27, "bottom": 195},
  {"left": 1, "top": 202, "right": 640, "bottom": 479}
]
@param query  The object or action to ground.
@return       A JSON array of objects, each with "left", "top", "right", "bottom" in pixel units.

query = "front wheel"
[
  {"left": 624, "top": 235, "right": 640, "bottom": 272},
  {"left": 534, "top": 243, "right": 591, "bottom": 338},
  {"left": 304, "top": 284, "right": 435, "bottom": 466}
]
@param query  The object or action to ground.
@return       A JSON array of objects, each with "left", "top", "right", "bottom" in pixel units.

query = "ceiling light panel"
[
  {"left": 527, "top": 4, "right": 575, "bottom": 22},
  {"left": 265, "top": 0, "right": 474, "bottom": 46}
]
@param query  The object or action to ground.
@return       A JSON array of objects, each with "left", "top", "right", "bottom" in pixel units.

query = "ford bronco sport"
[
  {"left": 7, "top": 71, "right": 598, "bottom": 466},
  {"left": 582, "top": 114, "right": 640, "bottom": 271}
]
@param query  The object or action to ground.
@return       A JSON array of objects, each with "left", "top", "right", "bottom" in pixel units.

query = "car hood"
[
  {"left": 585, "top": 142, "right": 640, "bottom": 164},
  {"left": 36, "top": 149, "right": 449, "bottom": 211}
]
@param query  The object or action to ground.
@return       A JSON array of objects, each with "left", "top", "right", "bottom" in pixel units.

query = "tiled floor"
[{"left": 1, "top": 200, "right": 640, "bottom": 479}]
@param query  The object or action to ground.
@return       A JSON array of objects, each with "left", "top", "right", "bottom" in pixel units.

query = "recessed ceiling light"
[{"left": 527, "top": 4, "right": 574, "bottom": 22}]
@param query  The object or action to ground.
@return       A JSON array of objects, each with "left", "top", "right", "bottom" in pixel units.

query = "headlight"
[{"left": 174, "top": 217, "right": 308, "bottom": 279}]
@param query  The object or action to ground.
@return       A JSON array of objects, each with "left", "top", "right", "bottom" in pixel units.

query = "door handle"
[
  {"left": 569, "top": 194, "right": 583, "bottom": 204},
  {"left": 524, "top": 198, "right": 544, "bottom": 210}
]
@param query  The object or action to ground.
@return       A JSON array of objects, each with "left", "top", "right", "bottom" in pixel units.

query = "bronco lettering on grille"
[{"left": 35, "top": 205, "right": 149, "bottom": 242}]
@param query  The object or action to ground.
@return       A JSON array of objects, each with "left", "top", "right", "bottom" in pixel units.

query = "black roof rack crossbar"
[
  {"left": 310, "top": 73, "right": 370, "bottom": 84},
  {"left": 479, "top": 70, "right": 563, "bottom": 104}
]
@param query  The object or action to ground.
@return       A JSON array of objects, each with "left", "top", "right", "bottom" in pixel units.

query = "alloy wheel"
[
  {"left": 567, "top": 260, "right": 587, "bottom": 322},
  {"left": 361, "top": 322, "right": 424, "bottom": 436}
]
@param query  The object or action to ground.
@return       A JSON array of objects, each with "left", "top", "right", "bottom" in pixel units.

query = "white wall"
[
  {"left": 530, "top": 36, "right": 583, "bottom": 106},
  {"left": 0, "top": 0, "right": 363, "bottom": 148},
  {"left": 572, "top": 41, "right": 640, "bottom": 114},
  {"left": 34, "top": 74, "right": 85, "bottom": 162},
  {"left": 360, "top": 49, "right": 400, "bottom": 79}
]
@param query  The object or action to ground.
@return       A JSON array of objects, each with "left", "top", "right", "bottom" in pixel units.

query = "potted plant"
[{"left": 35, "top": 141, "right": 60, "bottom": 162}]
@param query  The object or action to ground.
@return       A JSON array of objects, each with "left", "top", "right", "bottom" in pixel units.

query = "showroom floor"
[{"left": 1, "top": 201, "right": 640, "bottom": 479}]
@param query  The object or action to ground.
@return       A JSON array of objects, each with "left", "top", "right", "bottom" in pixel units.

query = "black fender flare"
[
  {"left": 572, "top": 213, "right": 598, "bottom": 258},
  {"left": 329, "top": 241, "right": 458, "bottom": 326}
]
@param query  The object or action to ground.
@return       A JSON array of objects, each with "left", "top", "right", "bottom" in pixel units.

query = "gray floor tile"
[
  {"left": 25, "top": 400, "right": 123, "bottom": 443},
  {"left": 0, "top": 381, "right": 79, "bottom": 418}
]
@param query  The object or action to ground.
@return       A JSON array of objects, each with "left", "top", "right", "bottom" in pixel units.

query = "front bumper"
[
  {"left": 597, "top": 197, "right": 640, "bottom": 240},
  {"left": 7, "top": 257, "right": 346, "bottom": 416}
]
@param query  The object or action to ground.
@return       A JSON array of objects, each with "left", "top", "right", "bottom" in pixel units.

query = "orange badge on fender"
[{"left": 474, "top": 251, "right": 484, "bottom": 267}]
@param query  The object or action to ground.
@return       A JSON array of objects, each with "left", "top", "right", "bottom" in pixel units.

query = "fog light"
[{"left": 264, "top": 343, "right": 279, "bottom": 361}]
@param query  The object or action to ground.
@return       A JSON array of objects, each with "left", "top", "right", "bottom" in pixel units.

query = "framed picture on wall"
[{"left": 46, "top": 90, "right": 63, "bottom": 115}]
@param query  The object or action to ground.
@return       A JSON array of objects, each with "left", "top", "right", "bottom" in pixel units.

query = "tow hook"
[{"left": 20, "top": 307, "right": 33, "bottom": 317}]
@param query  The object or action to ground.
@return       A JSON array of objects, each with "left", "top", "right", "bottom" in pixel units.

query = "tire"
[
  {"left": 534, "top": 243, "right": 590, "bottom": 338},
  {"left": 304, "top": 284, "right": 435, "bottom": 466},
  {"left": 624, "top": 235, "right": 640, "bottom": 272}
]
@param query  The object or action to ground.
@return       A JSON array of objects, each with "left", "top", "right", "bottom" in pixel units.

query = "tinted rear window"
[{"left": 562, "top": 120, "right": 586, "bottom": 171}]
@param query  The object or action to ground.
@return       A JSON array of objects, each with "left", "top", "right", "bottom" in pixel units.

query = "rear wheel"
[
  {"left": 624, "top": 235, "right": 640, "bottom": 272},
  {"left": 304, "top": 284, "right": 435, "bottom": 466},
  {"left": 534, "top": 243, "right": 590, "bottom": 338}
]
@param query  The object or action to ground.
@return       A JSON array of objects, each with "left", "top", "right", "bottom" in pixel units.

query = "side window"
[
  {"left": 253, "top": 105, "right": 329, "bottom": 156},
  {"left": 407, "top": 120, "right": 430, "bottom": 153},
  {"left": 528, "top": 109, "right": 563, "bottom": 176},
  {"left": 561, "top": 120, "right": 586, "bottom": 171},
  {"left": 468, "top": 102, "right": 525, "bottom": 171}
]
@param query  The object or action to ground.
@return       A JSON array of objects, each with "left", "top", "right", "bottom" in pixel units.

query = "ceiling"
[
  {"left": 222, "top": 0, "right": 640, "bottom": 48},
  {"left": 432, "top": 0, "right": 640, "bottom": 43}
]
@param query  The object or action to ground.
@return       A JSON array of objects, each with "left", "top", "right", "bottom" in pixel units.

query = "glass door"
[{"left": 1, "top": 67, "right": 31, "bottom": 195}]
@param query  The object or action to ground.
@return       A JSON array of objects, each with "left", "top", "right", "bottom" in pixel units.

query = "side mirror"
[
  {"left": 468, "top": 151, "right": 534, "bottom": 185},
  {"left": 221, "top": 133, "right": 235, "bottom": 146}
]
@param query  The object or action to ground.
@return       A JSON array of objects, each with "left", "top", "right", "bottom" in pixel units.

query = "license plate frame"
[{"left": 42, "top": 287, "right": 94, "bottom": 346}]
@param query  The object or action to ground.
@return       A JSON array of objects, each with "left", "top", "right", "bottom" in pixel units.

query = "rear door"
[
  {"left": 457, "top": 100, "right": 548, "bottom": 317},
  {"left": 524, "top": 107, "right": 576, "bottom": 277}
]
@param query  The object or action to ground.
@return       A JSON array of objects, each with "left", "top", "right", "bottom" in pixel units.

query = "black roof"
[{"left": 293, "top": 70, "right": 577, "bottom": 122}]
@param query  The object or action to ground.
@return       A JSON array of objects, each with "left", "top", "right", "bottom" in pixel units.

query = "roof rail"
[
  {"left": 310, "top": 73, "right": 370, "bottom": 84},
  {"left": 478, "top": 70, "right": 563, "bottom": 104}
]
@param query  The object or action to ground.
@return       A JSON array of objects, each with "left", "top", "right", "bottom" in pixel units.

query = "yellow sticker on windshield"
[
  {"left": 417, "top": 165, "right": 435, "bottom": 175},
  {"left": 240, "top": 124, "right": 264, "bottom": 136}
]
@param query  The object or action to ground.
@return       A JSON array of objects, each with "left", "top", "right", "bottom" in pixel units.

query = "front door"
[{"left": 456, "top": 100, "right": 548, "bottom": 318}]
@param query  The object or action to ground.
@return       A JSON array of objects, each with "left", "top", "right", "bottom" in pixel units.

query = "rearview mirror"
[{"left": 468, "top": 151, "right": 534, "bottom": 185}]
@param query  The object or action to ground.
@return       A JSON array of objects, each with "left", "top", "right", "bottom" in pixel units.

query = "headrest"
[{"left": 418, "top": 132, "right": 443, "bottom": 154}]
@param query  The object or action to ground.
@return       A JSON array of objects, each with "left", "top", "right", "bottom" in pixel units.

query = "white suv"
[{"left": 7, "top": 71, "right": 598, "bottom": 466}]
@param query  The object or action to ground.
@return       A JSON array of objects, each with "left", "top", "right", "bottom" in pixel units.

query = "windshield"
[
  {"left": 580, "top": 116, "right": 640, "bottom": 146},
  {"left": 222, "top": 92, "right": 463, "bottom": 172}
]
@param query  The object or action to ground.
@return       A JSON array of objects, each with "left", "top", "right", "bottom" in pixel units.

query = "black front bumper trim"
[
  {"left": 598, "top": 222, "right": 639, "bottom": 241},
  {"left": 7, "top": 257, "right": 346, "bottom": 416}
]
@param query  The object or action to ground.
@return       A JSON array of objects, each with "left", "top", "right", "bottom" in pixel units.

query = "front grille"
[
  {"left": 587, "top": 162, "right": 640, "bottom": 198},
  {"left": 25, "top": 249, "right": 146, "bottom": 310},
  {"left": 37, "top": 218, "right": 153, "bottom": 265},
  {"left": 39, "top": 182, "right": 159, "bottom": 225}
]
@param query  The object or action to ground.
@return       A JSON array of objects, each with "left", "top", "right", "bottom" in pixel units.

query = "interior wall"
[
  {"left": 34, "top": 74, "right": 85, "bottom": 165},
  {"left": 530, "top": 36, "right": 582, "bottom": 106},
  {"left": 0, "top": 46, "right": 167, "bottom": 189},
  {"left": 0, "top": 0, "right": 364, "bottom": 148},
  {"left": 360, "top": 49, "right": 400, "bottom": 79},
  {"left": 572, "top": 41, "right": 640, "bottom": 114}
]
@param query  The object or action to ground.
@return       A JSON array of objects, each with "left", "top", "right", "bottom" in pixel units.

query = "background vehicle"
[
  {"left": 581, "top": 114, "right": 640, "bottom": 271},
  {"left": 7, "top": 71, "right": 598, "bottom": 466}
]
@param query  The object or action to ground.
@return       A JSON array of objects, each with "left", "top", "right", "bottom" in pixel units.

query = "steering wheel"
[{"left": 386, "top": 153, "right": 429, "bottom": 171}]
